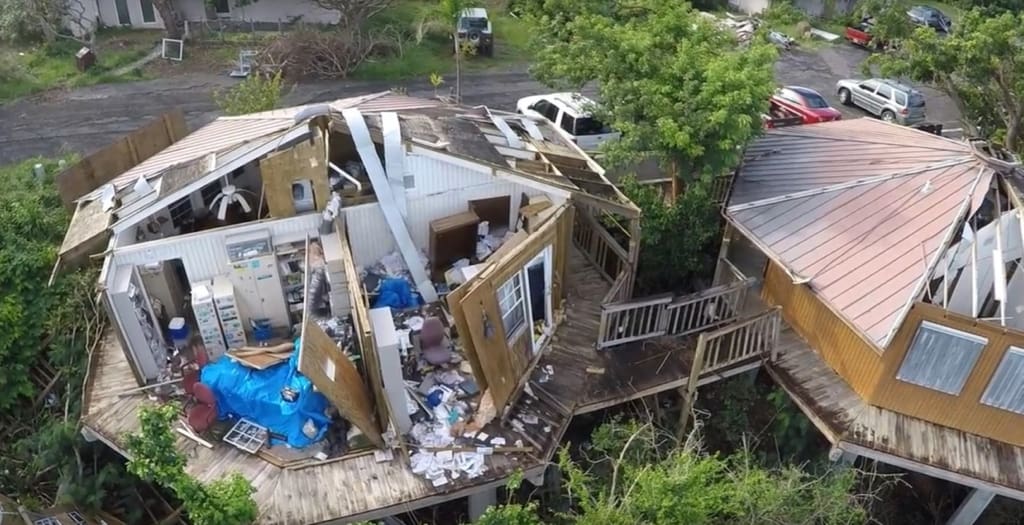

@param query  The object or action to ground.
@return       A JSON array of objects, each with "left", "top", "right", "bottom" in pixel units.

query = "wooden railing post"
[{"left": 676, "top": 332, "right": 708, "bottom": 442}]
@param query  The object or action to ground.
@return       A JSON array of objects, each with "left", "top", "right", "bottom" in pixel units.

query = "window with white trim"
[
  {"left": 982, "top": 346, "right": 1024, "bottom": 414},
  {"left": 896, "top": 321, "right": 985, "bottom": 395},
  {"left": 497, "top": 273, "right": 526, "bottom": 338},
  {"left": 33, "top": 517, "right": 62, "bottom": 525},
  {"left": 67, "top": 511, "right": 87, "bottom": 525}
]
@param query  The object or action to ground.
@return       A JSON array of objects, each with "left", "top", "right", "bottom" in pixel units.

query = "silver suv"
[{"left": 835, "top": 78, "right": 926, "bottom": 126}]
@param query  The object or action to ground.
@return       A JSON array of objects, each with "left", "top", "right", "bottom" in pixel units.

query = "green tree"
[
  {"left": 215, "top": 71, "right": 284, "bottom": 116},
  {"left": 619, "top": 177, "right": 719, "bottom": 294},
  {"left": 126, "top": 404, "right": 258, "bottom": 525},
  {"left": 416, "top": 0, "right": 470, "bottom": 101},
  {"left": 868, "top": 8, "right": 1024, "bottom": 152},
  {"left": 529, "top": 0, "right": 777, "bottom": 186},
  {"left": 477, "top": 420, "right": 880, "bottom": 524}
]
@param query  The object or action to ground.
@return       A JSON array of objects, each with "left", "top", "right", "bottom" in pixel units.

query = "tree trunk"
[
  {"left": 152, "top": 0, "right": 183, "bottom": 39},
  {"left": 1005, "top": 118, "right": 1021, "bottom": 154}
]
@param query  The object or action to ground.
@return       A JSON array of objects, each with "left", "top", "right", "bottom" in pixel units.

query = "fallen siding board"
[
  {"left": 382, "top": 112, "right": 408, "bottom": 220},
  {"left": 342, "top": 108, "right": 437, "bottom": 303},
  {"left": 299, "top": 317, "right": 383, "bottom": 447}
]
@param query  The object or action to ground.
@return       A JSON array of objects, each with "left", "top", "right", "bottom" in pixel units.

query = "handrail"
[
  {"left": 677, "top": 306, "right": 781, "bottom": 439},
  {"left": 602, "top": 270, "right": 632, "bottom": 305},
  {"left": 596, "top": 279, "right": 755, "bottom": 349},
  {"left": 573, "top": 208, "right": 630, "bottom": 284}
]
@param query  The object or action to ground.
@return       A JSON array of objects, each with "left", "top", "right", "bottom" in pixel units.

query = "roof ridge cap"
[{"left": 728, "top": 156, "right": 975, "bottom": 212}]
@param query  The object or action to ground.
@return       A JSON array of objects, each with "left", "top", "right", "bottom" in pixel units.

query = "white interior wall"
[
  {"left": 344, "top": 152, "right": 552, "bottom": 268},
  {"left": 112, "top": 214, "right": 321, "bottom": 283}
]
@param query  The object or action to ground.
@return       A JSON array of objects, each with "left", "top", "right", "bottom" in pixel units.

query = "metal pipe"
[{"left": 329, "top": 161, "right": 362, "bottom": 192}]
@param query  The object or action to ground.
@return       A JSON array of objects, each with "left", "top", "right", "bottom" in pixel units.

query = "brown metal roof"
[
  {"left": 732, "top": 119, "right": 972, "bottom": 206},
  {"left": 728, "top": 119, "right": 992, "bottom": 348}
]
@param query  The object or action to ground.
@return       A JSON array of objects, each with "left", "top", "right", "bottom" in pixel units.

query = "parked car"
[
  {"left": 456, "top": 8, "right": 494, "bottom": 57},
  {"left": 845, "top": 17, "right": 889, "bottom": 50},
  {"left": 772, "top": 86, "right": 842, "bottom": 124},
  {"left": 907, "top": 5, "right": 952, "bottom": 32},
  {"left": 516, "top": 93, "right": 619, "bottom": 151},
  {"left": 835, "top": 78, "right": 926, "bottom": 125}
]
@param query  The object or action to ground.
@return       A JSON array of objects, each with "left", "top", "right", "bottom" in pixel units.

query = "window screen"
[
  {"left": 168, "top": 196, "right": 193, "bottom": 229},
  {"left": 896, "top": 321, "right": 985, "bottom": 394},
  {"left": 497, "top": 273, "right": 526, "bottom": 338},
  {"left": 982, "top": 347, "right": 1024, "bottom": 414}
]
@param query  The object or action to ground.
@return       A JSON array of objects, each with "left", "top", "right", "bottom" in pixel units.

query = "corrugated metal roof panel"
[
  {"left": 100, "top": 117, "right": 294, "bottom": 195},
  {"left": 730, "top": 161, "right": 991, "bottom": 346},
  {"left": 732, "top": 119, "right": 972, "bottom": 205}
]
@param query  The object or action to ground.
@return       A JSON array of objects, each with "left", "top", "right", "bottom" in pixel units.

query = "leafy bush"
[
  {"left": 126, "top": 404, "right": 259, "bottom": 525},
  {"left": 214, "top": 71, "right": 283, "bottom": 115}
]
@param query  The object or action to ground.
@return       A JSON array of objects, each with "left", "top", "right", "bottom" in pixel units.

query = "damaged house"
[
  {"left": 55, "top": 91, "right": 655, "bottom": 524},
  {"left": 719, "top": 118, "right": 1024, "bottom": 525}
]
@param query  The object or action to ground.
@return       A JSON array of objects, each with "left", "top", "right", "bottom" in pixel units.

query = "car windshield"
[
  {"left": 460, "top": 17, "right": 488, "bottom": 30},
  {"left": 574, "top": 117, "right": 611, "bottom": 136},
  {"left": 801, "top": 92, "right": 830, "bottom": 108}
]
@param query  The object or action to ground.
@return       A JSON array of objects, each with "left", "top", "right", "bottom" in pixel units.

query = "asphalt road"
[{"left": 0, "top": 44, "right": 963, "bottom": 165}]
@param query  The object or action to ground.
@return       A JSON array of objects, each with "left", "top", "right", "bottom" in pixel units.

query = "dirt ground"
[{"left": 0, "top": 43, "right": 964, "bottom": 166}]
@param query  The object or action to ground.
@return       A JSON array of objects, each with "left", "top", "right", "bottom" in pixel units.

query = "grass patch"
[
  {"left": 0, "top": 29, "right": 158, "bottom": 103},
  {"left": 351, "top": 1, "right": 533, "bottom": 81}
]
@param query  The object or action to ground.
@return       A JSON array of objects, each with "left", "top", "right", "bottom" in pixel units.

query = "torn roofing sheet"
[{"left": 727, "top": 118, "right": 993, "bottom": 349}]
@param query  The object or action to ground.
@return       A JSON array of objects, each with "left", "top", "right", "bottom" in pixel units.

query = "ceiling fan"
[{"left": 209, "top": 183, "right": 255, "bottom": 221}]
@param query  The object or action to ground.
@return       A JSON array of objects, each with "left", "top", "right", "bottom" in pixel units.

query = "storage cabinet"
[
  {"left": 192, "top": 281, "right": 227, "bottom": 360},
  {"left": 109, "top": 265, "right": 167, "bottom": 382},
  {"left": 428, "top": 210, "right": 480, "bottom": 279},
  {"left": 225, "top": 232, "right": 290, "bottom": 329},
  {"left": 213, "top": 276, "right": 248, "bottom": 349}
]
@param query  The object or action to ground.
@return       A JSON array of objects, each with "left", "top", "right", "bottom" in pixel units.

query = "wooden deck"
[
  {"left": 524, "top": 251, "right": 768, "bottom": 416},
  {"left": 82, "top": 248, "right": 778, "bottom": 524},
  {"left": 768, "top": 327, "right": 1024, "bottom": 500},
  {"left": 84, "top": 335, "right": 548, "bottom": 524}
]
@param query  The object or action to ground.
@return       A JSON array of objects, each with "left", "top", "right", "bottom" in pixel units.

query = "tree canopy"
[
  {"left": 529, "top": 0, "right": 777, "bottom": 182},
  {"left": 867, "top": 7, "right": 1024, "bottom": 152},
  {"left": 477, "top": 420, "right": 877, "bottom": 525}
]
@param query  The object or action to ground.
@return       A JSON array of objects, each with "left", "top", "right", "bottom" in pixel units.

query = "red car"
[{"left": 771, "top": 86, "right": 843, "bottom": 124}]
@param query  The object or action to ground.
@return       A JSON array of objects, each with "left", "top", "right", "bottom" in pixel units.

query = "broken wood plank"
[{"left": 116, "top": 377, "right": 182, "bottom": 398}]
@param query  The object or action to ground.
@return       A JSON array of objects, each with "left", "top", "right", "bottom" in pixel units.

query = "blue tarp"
[
  {"left": 200, "top": 340, "right": 331, "bottom": 448},
  {"left": 374, "top": 277, "right": 421, "bottom": 309}
]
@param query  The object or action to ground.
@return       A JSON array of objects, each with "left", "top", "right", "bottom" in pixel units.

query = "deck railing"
[
  {"left": 597, "top": 278, "right": 755, "bottom": 349},
  {"left": 573, "top": 208, "right": 629, "bottom": 284},
  {"left": 677, "top": 306, "right": 782, "bottom": 439},
  {"left": 694, "top": 306, "right": 783, "bottom": 375}
]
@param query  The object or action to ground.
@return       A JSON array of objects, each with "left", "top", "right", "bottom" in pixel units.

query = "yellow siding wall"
[
  {"left": 872, "top": 302, "right": 1024, "bottom": 446},
  {"left": 762, "top": 262, "right": 885, "bottom": 398}
]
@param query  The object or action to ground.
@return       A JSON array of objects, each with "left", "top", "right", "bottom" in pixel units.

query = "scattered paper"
[
  {"left": 491, "top": 437, "right": 507, "bottom": 446},
  {"left": 477, "top": 446, "right": 494, "bottom": 455},
  {"left": 374, "top": 449, "right": 395, "bottom": 463}
]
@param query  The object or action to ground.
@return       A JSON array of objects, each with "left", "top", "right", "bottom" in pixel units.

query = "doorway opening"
[{"left": 524, "top": 245, "right": 553, "bottom": 353}]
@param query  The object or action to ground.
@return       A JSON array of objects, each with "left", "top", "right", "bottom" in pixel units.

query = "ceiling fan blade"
[
  {"left": 236, "top": 194, "right": 252, "bottom": 213},
  {"left": 218, "top": 196, "right": 229, "bottom": 221}
]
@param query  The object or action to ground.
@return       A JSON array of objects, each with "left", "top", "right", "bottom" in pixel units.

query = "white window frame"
[
  {"left": 497, "top": 272, "right": 526, "bottom": 339},
  {"left": 981, "top": 346, "right": 1024, "bottom": 414},
  {"left": 896, "top": 321, "right": 986, "bottom": 395}
]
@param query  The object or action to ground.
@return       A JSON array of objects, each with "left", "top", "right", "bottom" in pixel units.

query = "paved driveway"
[
  {"left": 775, "top": 44, "right": 961, "bottom": 130},
  {"left": 0, "top": 43, "right": 963, "bottom": 165}
]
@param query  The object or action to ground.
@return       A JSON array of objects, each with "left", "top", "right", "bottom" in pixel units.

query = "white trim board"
[{"left": 343, "top": 108, "right": 438, "bottom": 303}]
